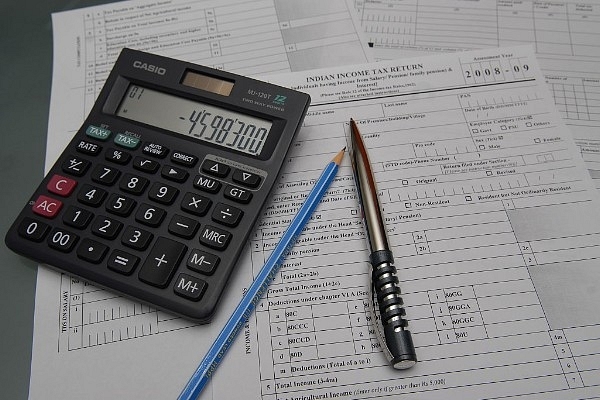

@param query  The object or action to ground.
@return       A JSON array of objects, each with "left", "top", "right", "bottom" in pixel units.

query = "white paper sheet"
[
  {"left": 202, "top": 45, "right": 600, "bottom": 399},
  {"left": 45, "top": 0, "right": 372, "bottom": 169},
  {"left": 353, "top": 0, "right": 600, "bottom": 188},
  {"left": 32, "top": 42, "right": 600, "bottom": 398},
  {"left": 29, "top": 0, "right": 600, "bottom": 397},
  {"left": 28, "top": 0, "right": 371, "bottom": 398}
]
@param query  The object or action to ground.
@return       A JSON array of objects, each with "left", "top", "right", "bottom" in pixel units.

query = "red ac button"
[
  {"left": 32, "top": 195, "right": 63, "bottom": 218},
  {"left": 47, "top": 174, "right": 77, "bottom": 196}
]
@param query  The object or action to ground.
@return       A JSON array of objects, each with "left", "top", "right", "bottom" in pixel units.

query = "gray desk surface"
[{"left": 0, "top": 1, "right": 110, "bottom": 398}]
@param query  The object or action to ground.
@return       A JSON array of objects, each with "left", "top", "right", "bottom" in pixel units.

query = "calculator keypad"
[
  {"left": 3, "top": 49, "right": 309, "bottom": 323},
  {"left": 9, "top": 124, "right": 268, "bottom": 322}
]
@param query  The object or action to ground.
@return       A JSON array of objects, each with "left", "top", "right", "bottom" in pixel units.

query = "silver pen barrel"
[
  {"left": 349, "top": 118, "right": 417, "bottom": 369},
  {"left": 349, "top": 120, "right": 389, "bottom": 252}
]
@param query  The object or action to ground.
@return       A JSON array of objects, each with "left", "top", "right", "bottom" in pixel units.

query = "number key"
[
  {"left": 91, "top": 164, "right": 121, "bottom": 185},
  {"left": 91, "top": 215, "right": 123, "bottom": 240},
  {"left": 148, "top": 182, "right": 179, "bottom": 205},
  {"left": 135, "top": 203, "right": 166, "bottom": 227},
  {"left": 121, "top": 226, "right": 153, "bottom": 251},
  {"left": 18, "top": 218, "right": 50, "bottom": 242},
  {"left": 119, "top": 173, "right": 149, "bottom": 195},
  {"left": 63, "top": 205, "right": 93, "bottom": 229},
  {"left": 77, "top": 184, "right": 107, "bottom": 207},
  {"left": 47, "top": 228, "right": 79, "bottom": 252},
  {"left": 106, "top": 194, "right": 136, "bottom": 217}
]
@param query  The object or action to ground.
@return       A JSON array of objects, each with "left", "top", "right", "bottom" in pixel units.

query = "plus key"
[{"left": 138, "top": 237, "right": 187, "bottom": 288}]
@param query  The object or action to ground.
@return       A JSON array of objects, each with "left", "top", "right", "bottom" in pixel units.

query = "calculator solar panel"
[{"left": 5, "top": 48, "right": 310, "bottom": 323}]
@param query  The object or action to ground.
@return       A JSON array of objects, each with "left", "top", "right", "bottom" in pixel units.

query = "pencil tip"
[{"left": 333, "top": 148, "right": 346, "bottom": 165}]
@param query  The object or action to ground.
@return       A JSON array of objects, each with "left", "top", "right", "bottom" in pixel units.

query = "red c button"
[{"left": 47, "top": 174, "right": 77, "bottom": 196}]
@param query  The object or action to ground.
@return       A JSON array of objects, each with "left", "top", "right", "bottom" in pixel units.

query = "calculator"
[{"left": 5, "top": 48, "right": 310, "bottom": 323}]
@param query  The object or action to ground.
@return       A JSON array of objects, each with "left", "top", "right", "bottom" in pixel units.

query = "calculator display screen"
[{"left": 116, "top": 85, "right": 272, "bottom": 156}]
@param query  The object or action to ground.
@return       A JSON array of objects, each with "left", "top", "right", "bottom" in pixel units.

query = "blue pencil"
[{"left": 178, "top": 148, "right": 346, "bottom": 400}]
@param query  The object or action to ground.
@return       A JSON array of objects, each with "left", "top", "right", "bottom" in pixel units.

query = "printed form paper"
[
  {"left": 28, "top": 0, "right": 371, "bottom": 399},
  {"left": 45, "top": 0, "right": 372, "bottom": 169},
  {"left": 31, "top": 43, "right": 600, "bottom": 398},
  {"left": 210, "top": 45, "right": 600, "bottom": 399},
  {"left": 353, "top": 0, "right": 600, "bottom": 189},
  {"left": 36, "top": 40, "right": 600, "bottom": 400}
]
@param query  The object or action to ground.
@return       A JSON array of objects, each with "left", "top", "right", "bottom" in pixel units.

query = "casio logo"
[{"left": 133, "top": 61, "right": 166, "bottom": 75}]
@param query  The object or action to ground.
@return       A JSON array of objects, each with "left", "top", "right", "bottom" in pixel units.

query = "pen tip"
[
  {"left": 349, "top": 118, "right": 360, "bottom": 135},
  {"left": 349, "top": 118, "right": 362, "bottom": 146}
]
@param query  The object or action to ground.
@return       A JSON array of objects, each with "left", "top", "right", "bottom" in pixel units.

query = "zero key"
[{"left": 18, "top": 218, "right": 50, "bottom": 242}]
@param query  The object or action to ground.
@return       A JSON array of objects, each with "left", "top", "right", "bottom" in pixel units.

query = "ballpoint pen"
[
  {"left": 178, "top": 148, "right": 345, "bottom": 400},
  {"left": 349, "top": 118, "right": 417, "bottom": 369}
]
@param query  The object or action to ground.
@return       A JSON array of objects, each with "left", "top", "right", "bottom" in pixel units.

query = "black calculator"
[{"left": 5, "top": 48, "right": 310, "bottom": 323}]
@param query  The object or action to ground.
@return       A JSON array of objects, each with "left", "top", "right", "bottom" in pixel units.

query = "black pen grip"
[{"left": 370, "top": 250, "right": 417, "bottom": 369}]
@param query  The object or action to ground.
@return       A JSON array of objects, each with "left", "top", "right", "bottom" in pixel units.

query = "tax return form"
[
  {"left": 28, "top": 43, "right": 600, "bottom": 398},
  {"left": 353, "top": 0, "right": 600, "bottom": 189},
  {"left": 213, "top": 45, "right": 600, "bottom": 399}
]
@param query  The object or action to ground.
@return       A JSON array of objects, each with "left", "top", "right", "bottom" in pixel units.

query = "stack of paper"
[{"left": 28, "top": 0, "right": 600, "bottom": 399}]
